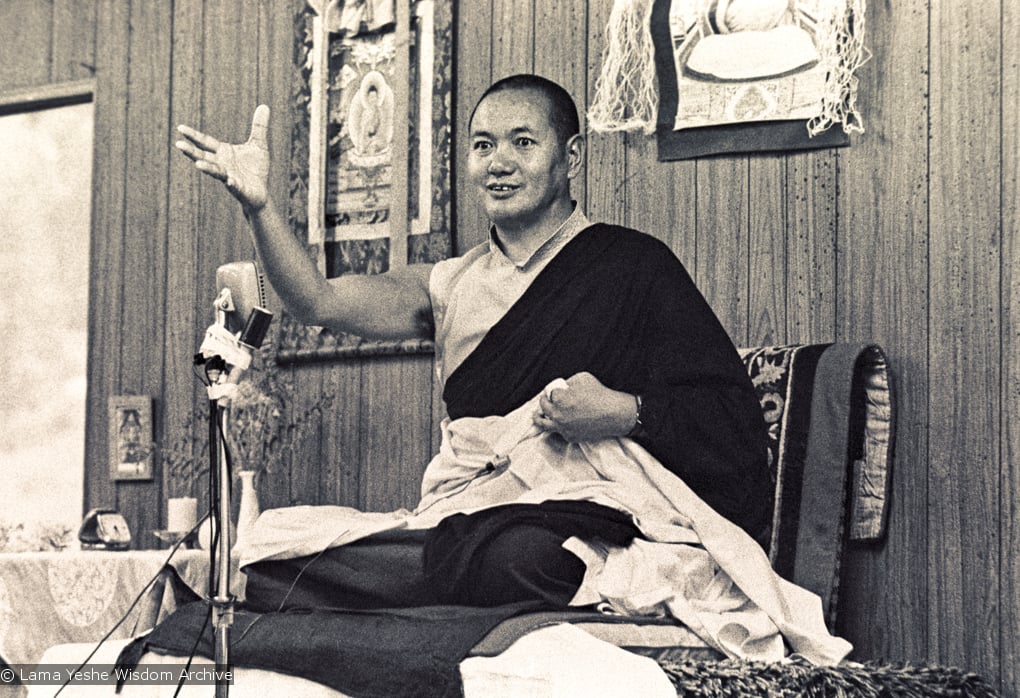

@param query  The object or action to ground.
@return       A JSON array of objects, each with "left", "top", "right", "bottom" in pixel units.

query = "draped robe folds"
[
  {"left": 232, "top": 225, "right": 853, "bottom": 660},
  {"left": 442, "top": 223, "right": 773, "bottom": 543},
  {"left": 122, "top": 224, "right": 852, "bottom": 693},
  {"left": 236, "top": 380, "right": 851, "bottom": 665}
]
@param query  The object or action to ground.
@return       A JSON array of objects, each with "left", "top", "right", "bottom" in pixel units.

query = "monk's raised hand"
[{"left": 175, "top": 105, "right": 271, "bottom": 212}]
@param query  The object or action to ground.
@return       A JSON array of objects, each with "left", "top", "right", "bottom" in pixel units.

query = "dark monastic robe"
[
  {"left": 118, "top": 223, "right": 772, "bottom": 696},
  {"left": 443, "top": 223, "right": 772, "bottom": 544}
]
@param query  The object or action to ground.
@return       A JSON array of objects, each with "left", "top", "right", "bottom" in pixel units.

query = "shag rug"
[{"left": 659, "top": 656, "right": 1001, "bottom": 697}]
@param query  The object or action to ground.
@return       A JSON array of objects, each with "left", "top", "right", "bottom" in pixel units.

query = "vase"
[{"left": 234, "top": 470, "right": 260, "bottom": 550}]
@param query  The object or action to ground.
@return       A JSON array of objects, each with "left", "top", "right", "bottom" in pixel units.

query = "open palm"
[{"left": 175, "top": 105, "right": 271, "bottom": 211}]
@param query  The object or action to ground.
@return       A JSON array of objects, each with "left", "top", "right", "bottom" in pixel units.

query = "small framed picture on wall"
[{"left": 109, "top": 395, "right": 154, "bottom": 481}]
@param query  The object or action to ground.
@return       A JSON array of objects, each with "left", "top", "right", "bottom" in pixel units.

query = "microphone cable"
[{"left": 52, "top": 513, "right": 207, "bottom": 696}]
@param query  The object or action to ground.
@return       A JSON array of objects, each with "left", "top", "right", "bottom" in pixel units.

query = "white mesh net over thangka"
[{"left": 587, "top": 0, "right": 869, "bottom": 137}]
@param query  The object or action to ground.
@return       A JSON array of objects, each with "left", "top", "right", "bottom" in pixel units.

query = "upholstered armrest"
[
  {"left": 845, "top": 346, "right": 895, "bottom": 541},
  {"left": 738, "top": 343, "right": 895, "bottom": 628}
]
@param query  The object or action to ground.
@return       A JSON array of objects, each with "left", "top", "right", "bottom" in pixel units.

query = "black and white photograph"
[{"left": 0, "top": 0, "right": 1014, "bottom": 696}]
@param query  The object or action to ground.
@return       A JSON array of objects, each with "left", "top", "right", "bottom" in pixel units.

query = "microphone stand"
[
  {"left": 207, "top": 360, "right": 235, "bottom": 698},
  {"left": 197, "top": 290, "right": 272, "bottom": 698}
]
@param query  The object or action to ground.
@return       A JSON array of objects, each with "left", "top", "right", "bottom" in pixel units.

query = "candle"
[{"left": 167, "top": 497, "right": 198, "bottom": 533}]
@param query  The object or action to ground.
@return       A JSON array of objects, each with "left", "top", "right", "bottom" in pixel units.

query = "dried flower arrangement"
[
  {"left": 222, "top": 341, "right": 335, "bottom": 482},
  {"left": 160, "top": 335, "right": 335, "bottom": 496}
]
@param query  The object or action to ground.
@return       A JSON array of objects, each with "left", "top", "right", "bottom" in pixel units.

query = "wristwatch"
[{"left": 627, "top": 394, "right": 646, "bottom": 438}]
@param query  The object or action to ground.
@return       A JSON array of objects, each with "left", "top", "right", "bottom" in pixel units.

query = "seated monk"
[{"left": 174, "top": 75, "right": 783, "bottom": 633}]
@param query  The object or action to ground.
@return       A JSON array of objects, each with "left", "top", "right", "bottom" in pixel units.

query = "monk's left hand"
[{"left": 533, "top": 372, "right": 637, "bottom": 442}]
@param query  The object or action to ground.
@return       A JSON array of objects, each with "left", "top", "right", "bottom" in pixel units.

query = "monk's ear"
[{"left": 565, "top": 133, "right": 585, "bottom": 180}]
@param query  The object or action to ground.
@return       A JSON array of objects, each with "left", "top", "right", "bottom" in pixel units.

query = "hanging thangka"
[
  {"left": 588, "top": 0, "right": 868, "bottom": 160},
  {"left": 278, "top": 0, "right": 452, "bottom": 363},
  {"left": 311, "top": 0, "right": 452, "bottom": 277}
]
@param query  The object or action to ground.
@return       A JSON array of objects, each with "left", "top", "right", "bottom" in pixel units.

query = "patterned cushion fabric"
[
  {"left": 739, "top": 344, "right": 829, "bottom": 575},
  {"left": 738, "top": 343, "right": 895, "bottom": 629}
]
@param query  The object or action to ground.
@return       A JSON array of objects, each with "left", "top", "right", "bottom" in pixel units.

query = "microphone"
[
  {"left": 199, "top": 261, "right": 274, "bottom": 370},
  {"left": 214, "top": 260, "right": 270, "bottom": 335},
  {"left": 239, "top": 306, "right": 273, "bottom": 350}
]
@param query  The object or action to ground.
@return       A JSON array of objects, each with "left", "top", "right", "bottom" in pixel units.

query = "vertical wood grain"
[
  {"left": 453, "top": 0, "right": 493, "bottom": 252},
  {"left": 585, "top": 0, "right": 628, "bottom": 225},
  {"left": 786, "top": 151, "right": 837, "bottom": 344},
  {"left": 360, "top": 357, "right": 434, "bottom": 512},
  {"left": 83, "top": 0, "right": 131, "bottom": 516},
  {"left": 534, "top": 0, "right": 588, "bottom": 211},
  {"left": 164, "top": 0, "right": 206, "bottom": 504},
  {"left": 51, "top": 0, "right": 97, "bottom": 83},
  {"left": 624, "top": 135, "right": 697, "bottom": 268},
  {"left": 834, "top": 0, "right": 931, "bottom": 663},
  {"left": 491, "top": 0, "right": 534, "bottom": 81},
  {"left": 1001, "top": 0, "right": 1019, "bottom": 692},
  {"left": 118, "top": 0, "right": 172, "bottom": 393},
  {"left": 928, "top": 0, "right": 1001, "bottom": 682},
  {"left": 286, "top": 363, "right": 330, "bottom": 507},
  {"left": 0, "top": 0, "right": 52, "bottom": 89},
  {"left": 318, "top": 362, "right": 364, "bottom": 510},
  {"left": 696, "top": 158, "right": 750, "bottom": 346},
  {"left": 748, "top": 156, "right": 787, "bottom": 346},
  {"left": 115, "top": 0, "right": 174, "bottom": 549}
]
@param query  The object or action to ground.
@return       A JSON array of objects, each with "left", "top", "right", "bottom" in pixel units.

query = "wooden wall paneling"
[
  {"left": 360, "top": 357, "right": 435, "bottom": 512},
  {"left": 695, "top": 159, "right": 750, "bottom": 346},
  {"left": 748, "top": 156, "right": 787, "bottom": 347},
  {"left": 833, "top": 0, "right": 931, "bottom": 664},
  {"left": 118, "top": 0, "right": 172, "bottom": 390},
  {"left": 1002, "top": 1, "right": 1020, "bottom": 692},
  {"left": 83, "top": 0, "right": 131, "bottom": 516},
  {"left": 164, "top": 0, "right": 207, "bottom": 505},
  {"left": 584, "top": 0, "right": 627, "bottom": 227},
  {"left": 453, "top": 0, "right": 493, "bottom": 252},
  {"left": 115, "top": 0, "right": 174, "bottom": 549},
  {"left": 193, "top": 0, "right": 266, "bottom": 521},
  {"left": 51, "top": 0, "right": 98, "bottom": 83},
  {"left": 259, "top": 0, "right": 302, "bottom": 216},
  {"left": 785, "top": 151, "right": 836, "bottom": 344},
  {"left": 623, "top": 136, "right": 697, "bottom": 272},
  {"left": 0, "top": 0, "right": 52, "bottom": 89},
  {"left": 928, "top": 0, "right": 1002, "bottom": 684},
  {"left": 284, "top": 363, "right": 329, "bottom": 507},
  {"left": 257, "top": 0, "right": 322, "bottom": 512},
  {"left": 491, "top": 0, "right": 534, "bottom": 81},
  {"left": 585, "top": 129, "right": 627, "bottom": 225},
  {"left": 534, "top": 0, "right": 588, "bottom": 212},
  {"left": 199, "top": 0, "right": 262, "bottom": 285},
  {"left": 318, "top": 362, "right": 365, "bottom": 510}
]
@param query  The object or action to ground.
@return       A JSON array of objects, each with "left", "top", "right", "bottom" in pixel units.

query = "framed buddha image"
[
  {"left": 109, "top": 395, "right": 153, "bottom": 481},
  {"left": 279, "top": 0, "right": 452, "bottom": 363}
]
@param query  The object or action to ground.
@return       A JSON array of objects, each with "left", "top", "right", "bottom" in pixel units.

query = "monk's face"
[{"left": 468, "top": 89, "right": 577, "bottom": 238}]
